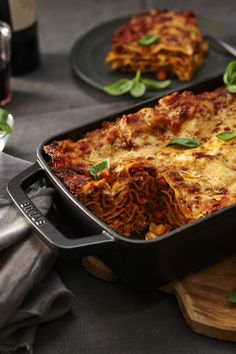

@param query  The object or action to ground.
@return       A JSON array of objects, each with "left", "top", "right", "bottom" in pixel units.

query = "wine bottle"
[{"left": 0, "top": 0, "right": 40, "bottom": 75}]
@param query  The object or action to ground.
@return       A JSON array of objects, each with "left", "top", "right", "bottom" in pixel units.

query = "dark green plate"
[{"left": 70, "top": 15, "right": 235, "bottom": 98}]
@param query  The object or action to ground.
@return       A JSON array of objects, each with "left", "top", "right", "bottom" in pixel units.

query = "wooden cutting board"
[{"left": 82, "top": 255, "right": 236, "bottom": 342}]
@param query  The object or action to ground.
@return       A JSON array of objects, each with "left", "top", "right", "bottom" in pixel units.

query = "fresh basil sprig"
[
  {"left": 167, "top": 138, "right": 200, "bottom": 148},
  {"left": 217, "top": 130, "right": 236, "bottom": 141},
  {"left": 138, "top": 34, "right": 159, "bottom": 46},
  {"left": 223, "top": 61, "right": 236, "bottom": 93},
  {"left": 90, "top": 159, "right": 110, "bottom": 180},
  {"left": 130, "top": 70, "right": 146, "bottom": 97},
  {"left": 104, "top": 71, "right": 171, "bottom": 98},
  {"left": 0, "top": 109, "right": 12, "bottom": 134},
  {"left": 141, "top": 78, "right": 171, "bottom": 90},
  {"left": 103, "top": 79, "right": 134, "bottom": 96},
  {"left": 228, "top": 288, "right": 236, "bottom": 303}
]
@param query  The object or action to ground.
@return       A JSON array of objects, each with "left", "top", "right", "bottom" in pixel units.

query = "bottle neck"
[
  {"left": 0, "top": 0, "right": 40, "bottom": 75},
  {"left": 8, "top": 0, "right": 36, "bottom": 32}
]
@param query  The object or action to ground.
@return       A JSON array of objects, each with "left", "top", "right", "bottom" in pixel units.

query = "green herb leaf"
[
  {"left": 167, "top": 138, "right": 200, "bottom": 148},
  {"left": 0, "top": 109, "right": 12, "bottom": 134},
  {"left": 103, "top": 70, "right": 171, "bottom": 98},
  {"left": 217, "top": 130, "right": 236, "bottom": 141},
  {"left": 223, "top": 61, "right": 236, "bottom": 93},
  {"left": 228, "top": 288, "right": 236, "bottom": 303},
  {"left": 130, "top": 82, "right": 146, "bottom": 97},
  {"left": 90, "top": 159, "right": 110, "bottom": 180},
  {"left": 227, "top": 85, "right": 236, "bottom": 93},
  {"left": 138, "top": 34, "right": 159, "bottom": 46},
  {"left": 141, "top": 78, "right": 171, "bottom": 90},
  {"left": 224, "top": 61, "right": 236, "bottom": 84},
  {"left": 133, "top": 70, "right": 141, "bottom": 83},
  {"left": 129, "top": 70, "right": 146, "bottom": 97},
  {"left": 104, "top": 79, "right": 133, "bottom": 96}
]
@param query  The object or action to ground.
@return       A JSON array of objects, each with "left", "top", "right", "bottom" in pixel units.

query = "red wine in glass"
[{"left": 0, "top": 59, "right": 11, "bottom": 105}]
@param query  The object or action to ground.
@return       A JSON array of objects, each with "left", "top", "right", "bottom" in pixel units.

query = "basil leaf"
[
  {"left": 223, "top": 61, "right": 236, "bottom": 93},
  {"left": 0, "top": 109, "right": 12, "bottom": 134},
  {"left": 228, "top": 288, "right": 236, "bottom": 303},
  {"left": 141, "top": 78, "right": 171, "bottom": 90},
  {"left": 167, "top": 138, "right": 200, "bottom": 148},
  {"left": 130, "top": 82, "right": 146, "bottom": 97},
  {"left": 138, "top": 34, "right": 159, "bottom": 46},
  {"left": 133, "top": 70, "right": 141, "bottom": 83},
  {"left": 104, "top": 79, "right": 133, "bottom": 96},
  {"left": 227, "top": 85, "right": 236, "bottom": 93},
  {"left": 226, "top": 84, "right": 236, "bottom": 93},
  {"left": 90, "top": 159, "right": 110, "bottom": 180},
  {"left": 224, "top": 61, "right": 236, "bottom": 85},
  {"left": 129, "top": 70, "right": 146, "bottom": 97},
  {"left": 217, "top": 130, "right": 236, "bottom": 141},
  {"left": 104, "top": 70, "right": 170, "bottom": 98}
]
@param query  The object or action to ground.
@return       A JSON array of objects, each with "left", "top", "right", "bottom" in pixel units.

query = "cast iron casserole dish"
[{"left": 7, "top": 74, "right": 236, "bottom": 289}]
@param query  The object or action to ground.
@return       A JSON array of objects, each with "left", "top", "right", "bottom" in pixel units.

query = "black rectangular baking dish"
[{"left": 7, "top": 73, "right": 236, "bottom": 289}]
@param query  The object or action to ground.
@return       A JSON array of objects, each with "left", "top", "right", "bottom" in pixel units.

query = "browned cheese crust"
[{"left": 44, "top": 87, "right": 236, "bottom": 239}]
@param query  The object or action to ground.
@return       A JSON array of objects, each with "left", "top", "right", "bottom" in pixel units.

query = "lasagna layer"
[
  {"left": 105, "top": 9, "right": 208, "bottom": 81},
  {"left": 44, "top": 87, "right": 236, "bottom": 240}
]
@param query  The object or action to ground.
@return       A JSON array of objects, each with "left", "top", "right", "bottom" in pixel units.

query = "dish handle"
[{"left": 6, "top": 163, "right": 116, "bottom": 257}]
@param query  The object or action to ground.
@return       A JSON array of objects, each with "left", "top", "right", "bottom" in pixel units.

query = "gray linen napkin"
[{"left": 0, "top": 152, "right": 74, "bottom": 353}]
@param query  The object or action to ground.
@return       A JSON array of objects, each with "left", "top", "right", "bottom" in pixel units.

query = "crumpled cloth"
[{"left": 0, "top": 152, "right": 74, "bottom": 353}]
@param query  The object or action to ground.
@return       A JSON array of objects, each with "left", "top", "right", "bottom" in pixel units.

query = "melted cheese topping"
[{"left": 44, "top": 87, "right": 236, "bottom": 238}]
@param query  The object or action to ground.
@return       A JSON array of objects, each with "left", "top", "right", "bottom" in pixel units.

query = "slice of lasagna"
[
  {"left": 44, "top": 87, "right": 236, "bottom": 240},
  {"left": 105, "top": 9, "right": 208, "bottom": 81}
]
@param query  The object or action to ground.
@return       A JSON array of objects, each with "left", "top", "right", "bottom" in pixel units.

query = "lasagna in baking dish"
[
  {"left": 105, "top": 9, "right": 208, "bottom": 81},
  {"left": 44, "top": 87, "right": 236, "bottom": 240}
]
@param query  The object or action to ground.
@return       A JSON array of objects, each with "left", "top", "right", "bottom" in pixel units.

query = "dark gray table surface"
[{"left": 4, "top": 0, "right": 236, "bottom": 353}]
